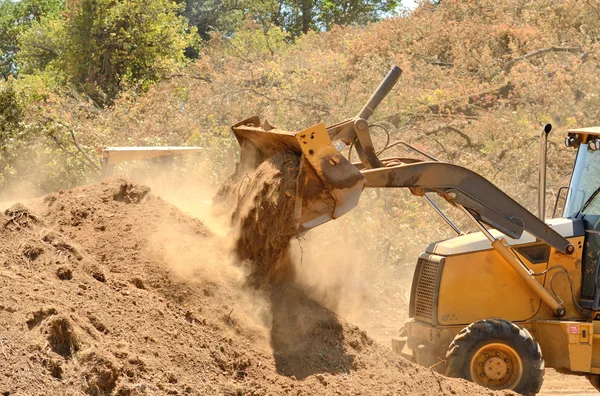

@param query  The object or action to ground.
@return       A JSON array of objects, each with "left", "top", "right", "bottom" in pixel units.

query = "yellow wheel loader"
[
  {"left": 227, "top": 66, "right": 600, "bottom": 395},
  {"left": 104, "top": 66, "right": 600, "bottom": 395}
]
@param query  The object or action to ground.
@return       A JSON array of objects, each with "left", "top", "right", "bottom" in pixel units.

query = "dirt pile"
[{"left": 0, "top": 177, "right": 512, "bottom": 395}]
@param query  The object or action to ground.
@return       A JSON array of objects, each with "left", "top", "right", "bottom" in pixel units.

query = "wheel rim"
[{"left": 469, "top": 342, "right": 523, "bottom": 390}]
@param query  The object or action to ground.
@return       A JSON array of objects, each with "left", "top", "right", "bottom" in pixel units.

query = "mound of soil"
[{"left": 0, "top": 177, "right": 512, "bottom": 395}]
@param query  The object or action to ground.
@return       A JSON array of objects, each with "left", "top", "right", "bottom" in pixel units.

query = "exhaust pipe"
[{"left": 538, "top": 124, "right": 552, "bottom": 221}]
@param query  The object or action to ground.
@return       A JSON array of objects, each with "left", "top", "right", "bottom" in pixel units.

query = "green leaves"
[
  {"left": 9, "top": 0, "right": 198, "bottom": 104},
  {"left": 318, "top": 0, "right": 399, "bottom": 30},
  {"left": 4, "top": 0, "right": 398, "bottom": 104},
  {"left": 182, "top": 0, "right": 399, "bottom": 39},
  {"left": 0, "top": 79, "right": 23, "bottom": 136},
  {"left": 59, "top": 0, "right": 197, "bottom": 103},
  {"left": 16, "top": 16, "right": 66, "bottom": 76},
  {"left": 0, "top": 0, "right": 65, "bottom": 79}
]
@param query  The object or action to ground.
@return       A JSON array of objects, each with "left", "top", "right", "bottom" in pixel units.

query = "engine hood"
[{"left": 426, "top": 217, "right": 584, "bottom": 256}]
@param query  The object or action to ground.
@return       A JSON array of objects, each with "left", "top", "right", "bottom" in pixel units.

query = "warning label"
[{"left": 568, "top": 325, "right": 579, "bottom": 334}]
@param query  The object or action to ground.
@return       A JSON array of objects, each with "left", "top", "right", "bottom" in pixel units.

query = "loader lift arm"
[
  {"left": 361, "top": 161, "right": 573, "bottom": 254},
  {"left": 331, "top": 66, "right": 571, "bottom": 255}
]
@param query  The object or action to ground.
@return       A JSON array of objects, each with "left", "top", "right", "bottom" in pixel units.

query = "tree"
[
  {"left": 181, "top": 0, "right": 399, "bottom": 39},
  {"left": 16, "top": 16, "right": 66, "bottom": 76},
  {"left": 276, "top": 0, "right": 400, "bottom": 35},
  {"left": 16, "top": 0, "right": 199, "bottom": 103},
  {"left": 275, "top": 0, "right": 400, "bottom": 35},
  {"left": 65, "top": 0, "right": 198, "bottom": 101},
  {"left": 0, "top": 0, "right": 65, "bottom": 79},
  {"left": 318, "top": 0, "right": 399, "bottom": 30},
  {"left": 0, "top": 79, "right": 23, "bottom": 136},
  {"left": 181, "top": 0, "right": 278, "bottom": 40}
]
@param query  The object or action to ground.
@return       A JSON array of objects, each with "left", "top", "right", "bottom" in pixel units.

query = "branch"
[
  {"left": 237, "top": 88, "right": 330, "bottom": 115},
  {"left": 50, "top": 133, "right": 95, "bottom": 172},
  {"left": 425, "top": 125, "right": 481, "bottom": 149},
  {"left": 410, "top": 123, "right": 482, "bottom": 151},
  {"left": 394, "top": 81, "right": 514, "bottom": 120},
  {"left": 502, "top": 46, "right": 583, "bottom": 72},
  {"left": 264, "top": 31, "right": 276, "bottom": 57},
  {"left": 383, "top": 112, "right": 481, "bottom": 128},
  {"left": 62, "top": 121, "right": 102, "bottom": 171},
  {"left": 415, "top": 55, "right": 453, "bottom": 67},
  {"left": 164, "top": 73, "right": 212, "bottom": 83},
  {"left": 429, "top": 60, "right": 453, "bottom": 67},
  {"left": 30, "top": 42, "right": 59, "bottom": 58},
  {"left": 445, "top": 126, "right": 477, "bottom": 148},
  {"left": 429, "top": 136, "right": 450, "bottom": 156},
  {"left": 430, "top": 369, "right": 444, "bottom": 393},
  {"left": 225, "top": 37, "right": 253, "bottom": 63},
  {"left": 29, "top": 112, "right": 101, "bottom": 172},
  {"left": 586, "top": 0, "right": 600, "bottom": 20}
]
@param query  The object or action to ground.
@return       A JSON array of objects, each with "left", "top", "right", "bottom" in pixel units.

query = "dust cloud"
[
  {"left": 151, "top": 221, "right": 274, "bottom": 351},
  {"left": 123, "top": 152, "right": 415, "bottom": 346},
  {"left": 288, "top": 211, "right": 414, "bottom": 343},
  {"left": 124, "top": 157, "right": 231, "bottom": 236},
  {"left": 0, "top": 150, "right": 59, "bottom": 210},
  {"left": 0, "top": 144, "right": 421, "bottom": 349},
  {"left": 70, "top": 149, "right": 418, "bottom": 349},
  {"left": 142, "top": 188, "right": 275, "bottom": 354}
]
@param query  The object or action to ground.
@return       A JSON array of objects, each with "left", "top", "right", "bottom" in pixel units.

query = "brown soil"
[
  {"left": 538, "top": 368, "right": 598, "bottom": 395},
  {"left": 0, "top": 177, "right": 513, "bottom": 395}
]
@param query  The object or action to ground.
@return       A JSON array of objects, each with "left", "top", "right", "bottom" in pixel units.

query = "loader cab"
[{"left": 563, "top": 127, "right": 600, "bottom": 309}]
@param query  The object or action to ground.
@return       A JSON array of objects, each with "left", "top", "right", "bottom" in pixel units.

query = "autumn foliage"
[{"left": 2, "top": 0, "right": 600, "bottom": 265}]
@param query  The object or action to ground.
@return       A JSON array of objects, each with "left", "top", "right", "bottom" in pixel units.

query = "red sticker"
[{"left": 568, "top": 325, "right": 579, "bottom": 334}]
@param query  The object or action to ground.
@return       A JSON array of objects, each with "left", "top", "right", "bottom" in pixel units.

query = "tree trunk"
[
  {"left": 272, "top": 1, "right": 283, "bottom": 27},
  {"left": 301, "top": 0, "right": 312, "bottom": 33}
]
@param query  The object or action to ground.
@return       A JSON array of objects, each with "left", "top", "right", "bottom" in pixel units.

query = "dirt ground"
[
  {"left": 537, "top": 369, "right": 598, "bottom": 395},
  {"left": 0, "top": 177, "right": 517, "bottom": 395}
]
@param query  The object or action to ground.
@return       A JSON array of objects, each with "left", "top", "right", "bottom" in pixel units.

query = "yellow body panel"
[
  {"left": 294, "top": 123, "right": 332, "bottom": 153},
  {"left": 437, "top": 248, "right": 544, "bottom": 325},
  {"left": 437, "top": 236, "right": 585, "bottom": 326},
  {"left": 533, "top": 320, "right": 593, "bottom": 372},
  {"left": 535, "top": 237, "right": 585, "bottom": 321}
]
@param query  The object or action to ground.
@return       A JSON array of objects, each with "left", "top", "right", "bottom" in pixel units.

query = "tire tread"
[{"left": 445, "top": 319, "right": 544, "bottom": 395}]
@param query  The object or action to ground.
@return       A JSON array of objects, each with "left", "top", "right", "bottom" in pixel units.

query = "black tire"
[
  {"left": 586, "top": 374, "right": 600, "bottom": 391},
  {"left": 445, "top": 318, "right": 544, "bottom": 396}
]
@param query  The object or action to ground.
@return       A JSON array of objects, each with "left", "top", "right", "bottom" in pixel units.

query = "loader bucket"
[{"left": 232, "top": 117, "right": 365, "bottom": 233}]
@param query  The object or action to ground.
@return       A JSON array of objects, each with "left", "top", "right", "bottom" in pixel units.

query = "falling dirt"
[
  {"left": 0, "top": 177, "right": 515, "bottom": 395},
  {"left": 219, "top": 151, "right": 300, "bottom": 283}
]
